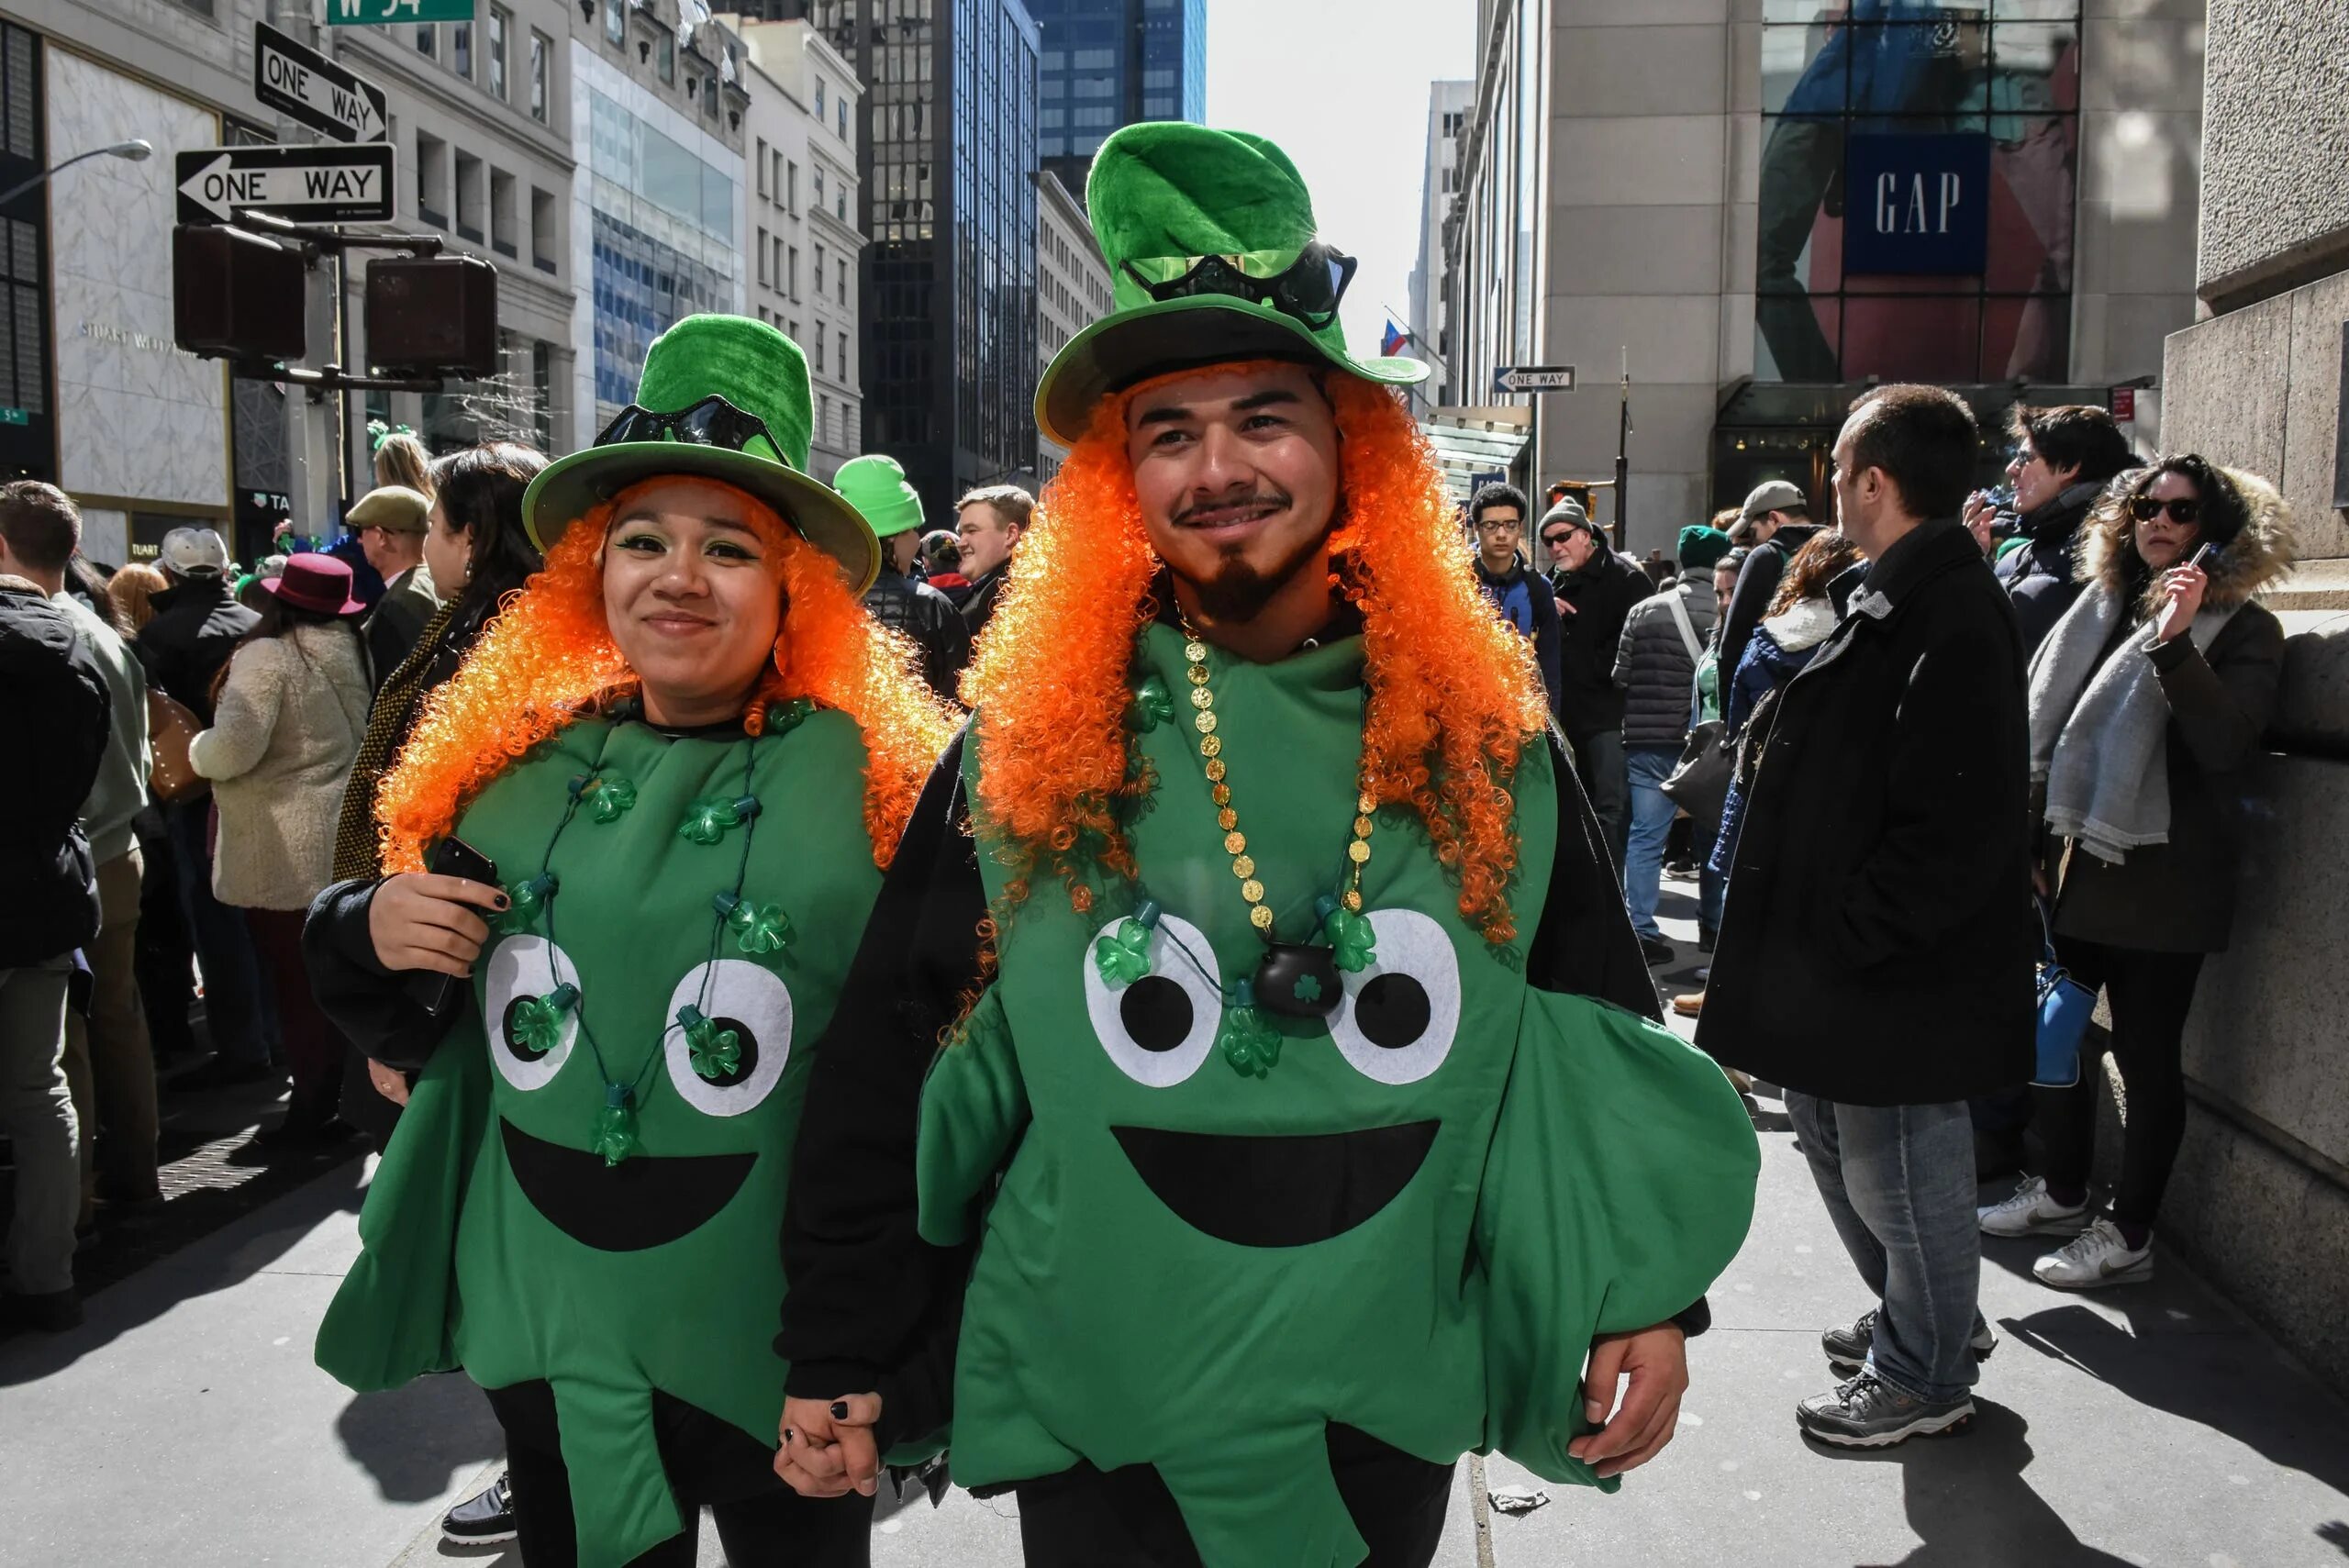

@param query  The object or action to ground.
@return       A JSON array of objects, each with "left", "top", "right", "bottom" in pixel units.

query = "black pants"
[
  {"left": 1014, "top": 1424, "right": 1453, "bottom": 1568},
  {"left": 2035, "top": 939, "right": 2207, "bottom": 1228},
  {"left": 484, "top": 1380, "right": 872, "bottom": 1568}
]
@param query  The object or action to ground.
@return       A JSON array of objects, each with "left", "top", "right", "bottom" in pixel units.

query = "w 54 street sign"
[
  {"left": 176, "top": 145, "right": 395, "bottom": 224},
  {"left": 328, "top": 0, "right": 477, "bottom": 23}
]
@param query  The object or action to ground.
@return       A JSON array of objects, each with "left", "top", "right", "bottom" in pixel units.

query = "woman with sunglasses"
[
  {"left": 1982, "top": 456, "right": 2294, "bottom": 1290},
  {"left": 306, "top": 316, "right": 956, "bottom": 1567}
]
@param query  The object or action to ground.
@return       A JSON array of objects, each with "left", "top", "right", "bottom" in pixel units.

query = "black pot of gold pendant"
[{"left": 1254, "top": 943, "right": 1342, "bottom": 1019}]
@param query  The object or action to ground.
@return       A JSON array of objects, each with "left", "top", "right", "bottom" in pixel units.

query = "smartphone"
[
  {"left": 405, "top": 836, "right": 500, "bottom": 1015},
  {"left": 2189, "top": 542, "right": 2221, "bottom": 571}
]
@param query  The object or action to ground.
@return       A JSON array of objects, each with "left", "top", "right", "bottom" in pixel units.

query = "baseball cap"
[
  {"left": 159, "top": 527, "right": 231, "bottom": 577},
  {"left": 1737, "top": 479, "right": 1808, "bottom": 531}
]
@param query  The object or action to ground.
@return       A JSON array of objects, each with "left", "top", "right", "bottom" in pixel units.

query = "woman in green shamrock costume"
[{"left": 306, "top": 316, "right": 955, "bottom": 1567}]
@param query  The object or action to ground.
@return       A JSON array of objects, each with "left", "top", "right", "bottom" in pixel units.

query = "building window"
[
  {"left": 836, "top": 258, "right": 845, "bottom": 299},
  {"left": 454, "top": 150, "right": 484, "bottom": 242},
  {"left": 658, "top": 28, "right": 674, "bottom": 83},
  {"left": 815, "top": 77, "right": 825, "bottom": 118},
  {"left": 452, "top": 17, "right": 473, "bottom": 81},
  {"left": 490, "top": 168, "right": 517, "bottom": 256},
  {"left": 1753, "top": 0, "right": 2083, "bottom": 385},
  {"left": 756, "top": 138, "right": 768, "bottom": 198},
  {"left": 815, "top": 242, "right": 826, "bottom": 295},
  {"left": 838, "top": 99, "right": 847, "bottom": 140},
  {"left": 416, "top": 23, "right": 437, "bottom": 60},
  {"left": 529, "top": 31, "right": 550, "bottom": 121},
  {"left": 486, "top": 8, "right": 508, "bottom": 99},
  {"left": 814, "top": 332, "right": 825, "bottom": 373},
  {"left": 786, "top": 161, "right": 798, "bottom": 214},
  {"left": 818, "top": 393, "right": 829, "bottom": 444},
  {"left": 787, "top": 245, "right": 799, "bottom": 297},
  {"left": 530, "top": 185, "right": 557, "bottom": 272},
  {"left": 837, "top": 330, "right": 848, "bottom": 378},
  {"left": 814, "top": 166, "right": 825, "bottom": 211},
  {"left": 757, "top": 225, "right": 769, "bottom": 286},
  {"left": 417, "top": 129, "right": 448, "bottom": 227},
  {"left": 836, "top": 184, "right": 846, "bottom": 222},
  {"left": 605, "top": 0, "right": 624, "bottom": 47}
]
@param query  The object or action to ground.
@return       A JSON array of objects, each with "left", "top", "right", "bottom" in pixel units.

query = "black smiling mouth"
[
  {"left": 1110, "top": 1120, "right": 1440, "bottom": 1248},
  {"left": 499, "top": 1118, "right": 755, "bottom": 1252}
]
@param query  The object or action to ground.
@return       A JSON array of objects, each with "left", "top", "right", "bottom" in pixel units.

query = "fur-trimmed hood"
[{"left": 2078, "top": 465, "right": 2296, "bottom": 614}]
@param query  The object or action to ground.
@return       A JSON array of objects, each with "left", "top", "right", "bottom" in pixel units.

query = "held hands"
[
  {"left": 1566, "top": 1323, "right": 1688, "bottom": 1480},
  {"left": 2154, "top": 559, "right": 2209, "bottom": 644},
  {"left": 368, "top": 873, "right": 507, "bottom": 978},
  {"left": 775, "top": 1393, "right": 884, "bottom": 1498}
]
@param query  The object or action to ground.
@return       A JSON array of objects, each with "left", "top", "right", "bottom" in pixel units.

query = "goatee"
[{"left": 1186, "top": 524, "right": 1333, "bottom": 625}]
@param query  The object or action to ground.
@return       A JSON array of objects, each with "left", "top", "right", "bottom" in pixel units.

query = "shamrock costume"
[
  {"left": 778, "top": 126, "right": 1759, "bottom": 1568},
  {"left": 311, "top": 317, "right": 913, "bottom": 1567}
]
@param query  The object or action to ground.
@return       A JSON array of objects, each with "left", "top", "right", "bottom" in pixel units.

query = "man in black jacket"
[
  {"left": 1542, "top": 496, "right": 1648, "bottom": 872},
  {"left": 1716, "top": 478, "right": 1827, "bottom": 695},
  {"left": 135, "top": 528, "right": 274, "bottom": 1088},
  {"left": 953, "top": 484, "right": 1032, "bottom": 641},
  {"left": 0, "top": 573, "right": 108, "bottom": 1330},
  {"left": 1699, "top": 384, "right": 2033, "bottom": 1450},
  {"left": 1990, "top": 403, "right": 2135, "bottom": 657}
]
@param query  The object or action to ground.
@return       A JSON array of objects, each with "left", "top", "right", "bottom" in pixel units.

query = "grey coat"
[{"left": 1612, "top": 579, "right": 1718, "bottom": 750}]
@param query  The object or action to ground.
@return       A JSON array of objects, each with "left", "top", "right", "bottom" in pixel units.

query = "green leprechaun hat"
[
  {"left": 1033, "top": 122, "right": 1428, "bottom": 448},
  {"left": 523, "top": 315, "right": 879, "bottom": 593},
  {"left": 832, "top": 453, "right": 925, "bottom": 539}
]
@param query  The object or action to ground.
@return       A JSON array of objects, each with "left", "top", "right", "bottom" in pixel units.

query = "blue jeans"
[
  {"left": 1692, "top": 807, "right": 1726, "bottom": 937},
  {"left": 162, "top": 797, "right": 274, "bottom": 1066},
  {"left": 1622, "top": 745, "right": 1680, "bottom": 940},
  {"left": 1785, "top": 1093, "right": 1982, "bottom": 1403}
]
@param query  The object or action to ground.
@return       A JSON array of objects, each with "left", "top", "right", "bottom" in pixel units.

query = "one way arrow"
[
  {"left": 253, "top": 22, "right": 389, "bottom": 143},
  {"left": 174, "top": 144, "right": 395, "bottom": 224}
]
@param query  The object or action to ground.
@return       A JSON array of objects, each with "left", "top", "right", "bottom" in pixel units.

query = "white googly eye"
[
  {"left": 662, "top": 960, "right": 793, "bottom": 1118},
  {"left": 484, "top": 936, "right": 581, "bottom": 1092},
  {"left": 1328, "top": 908, "right": 1461, "bottom": 1085},
  {"left": 1082, "top": 912, "right": 1222, "bottom": 1087}
]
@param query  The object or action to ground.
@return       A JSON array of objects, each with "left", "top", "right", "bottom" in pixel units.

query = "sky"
[{"left": 1203, "top": 0, "right": 1481, "bottom": 360}]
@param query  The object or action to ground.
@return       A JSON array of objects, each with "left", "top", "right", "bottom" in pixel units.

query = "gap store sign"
[{"left": 1842, "top": 133, "right": 1992, "bottom": 276}]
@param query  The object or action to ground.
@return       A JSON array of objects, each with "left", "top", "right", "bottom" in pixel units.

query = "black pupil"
[
  {"left": 1354, "top": 973, "right": 1431, "bottom": 1051},
  {"left": 1119, "top": 976, "right": 1193, "bottom": 1053},
  {"left": 698, "top": 1016, "right": 759, "bottom": 1088},
  {"left": 502, "top": 996, "right": 552, "bottom": 1062}
]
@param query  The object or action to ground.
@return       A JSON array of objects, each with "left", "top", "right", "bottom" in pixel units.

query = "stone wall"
[{"left": 2197, "top": 0, "right": 2349, "bottom": 306}]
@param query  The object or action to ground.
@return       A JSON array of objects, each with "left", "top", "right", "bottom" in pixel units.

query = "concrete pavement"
[{"left": 5, "top": 880, "right": 2346, "bottom": 1566}]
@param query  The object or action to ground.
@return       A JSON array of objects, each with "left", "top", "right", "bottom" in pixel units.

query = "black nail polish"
[
  {"left": 782, "top": 1429, "right": 795, "bottom": 1443},
  {"left": 493, "top": 894, "right": 511, "bottom": 909},
  {"left": 829, "top": 1400, "right": 850, "bottom": 1420}
]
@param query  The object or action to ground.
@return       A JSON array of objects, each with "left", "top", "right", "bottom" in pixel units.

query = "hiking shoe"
[
  {"left": 1977, "top": 1175, "right": 2090, "bottom": 1238},
  {"left": 1671, "top": 989, "right": 1704, "bottom": 1018},
  {"left": 443, "top": 1473, "right": 516, "bottom": 1544},
  {"left": 1820, "top": 1308, "right": 1998, "bottom": 1375},
  {"left": 1639, "top": 936, "right": 1675, "bottom": 966},
  {"left": 2033, "top": 1218, "right": 2154, "bottom": 1290},
  {"left": 1797, "top": 1371, "right": 1974, "bottom": 1448}
]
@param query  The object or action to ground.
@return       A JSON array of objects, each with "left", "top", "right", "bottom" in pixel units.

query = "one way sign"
[
  {"left": 253, "top": 22, "right": 387, "bottom": 143},
  {"left": 176, "top": 144, "right": 395, "bottom": 225}
]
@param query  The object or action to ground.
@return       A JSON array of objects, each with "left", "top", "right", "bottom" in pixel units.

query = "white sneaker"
[
  {"left": 2033, "top": 1218, "right": 2154, "bottom": 1290},
  {"left": 1977, "top": 1175, "right": 2090, "bottom": 1239}
]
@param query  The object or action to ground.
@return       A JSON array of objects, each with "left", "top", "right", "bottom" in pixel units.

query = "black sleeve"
[
  {"left": 302, "top": 877, "right": 473, "bottom": 1072},
  {"left": 928, "top": 596, "right": 974, "bottom": 691},
  {"left": 1716, "top": 550, "right": 1786, "bottom": 702},
  {"left": 1530, "top": 575, "right": 1564, "bottom": 716},
  {"left": 779, "top": 728, "right": 986, "bottom": 1450},
  {"left": 1524, "top": 728, "right": 1658, "bottom": 1022}
]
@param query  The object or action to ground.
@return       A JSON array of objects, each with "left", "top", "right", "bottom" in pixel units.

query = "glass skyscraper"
[{"left": 1033, "top": 0, "right": 1205, "bottom": 200}]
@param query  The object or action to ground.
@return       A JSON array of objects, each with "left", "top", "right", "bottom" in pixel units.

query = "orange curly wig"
[
  {"left": 963, "top": 362, "right": 1549, "bottom": 944},
  {"left": 376, "top": 478, "right": 956, "bottom": 873}
]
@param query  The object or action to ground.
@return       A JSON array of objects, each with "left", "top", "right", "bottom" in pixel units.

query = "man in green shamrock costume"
[
  {"left": 306, "top": 316, "right": 955, "bottom": 1566},
  {"left": 773, "top": 128, "right": 1759, "bottom": 1566}
]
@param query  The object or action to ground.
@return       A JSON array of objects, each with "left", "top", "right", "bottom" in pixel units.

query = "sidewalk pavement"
[{"left": 5, "top": 880, "right": 2346, "bottom": 1567}]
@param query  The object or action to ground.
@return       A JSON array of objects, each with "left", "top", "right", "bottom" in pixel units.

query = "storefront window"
[{"left": 1754, "top": 0, "right": 2080, "bottom": 384}]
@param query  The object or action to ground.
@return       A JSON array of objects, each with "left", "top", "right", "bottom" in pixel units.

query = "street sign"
[
  {"left": 2109, "top": 387, "right": 2137, "bottom": 421},
  {"left": 175, "top": 144, "right": 395, "bottom": 225},
  {"left": 326, "top": 0, "right": 477, "bottom": 25},
  {"left": 1493, "top": 365, "right": 1577, "bottom": 395},
  {"left": 0, "top": 406, "right": 26, "bottom": 427},
  {"left": 254, "top": 22, "right": 388, "bottom": 143}
]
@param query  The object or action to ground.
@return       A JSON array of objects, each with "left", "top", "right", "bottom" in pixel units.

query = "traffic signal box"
[
  {"left": 173, "top": 225, "right": 307, "bottom": 361},
  {"left": 364, "top": 255, "right": 497, "bottom": 377}
]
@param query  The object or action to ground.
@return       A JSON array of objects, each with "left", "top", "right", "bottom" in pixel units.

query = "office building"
[
  {"left": 1032, "top": 0, "right": 1204, "bottom": 200},
  {"left": 1034, "top": 165, "right": 1108, "bottom": 479},
  {"left": 1407, "top": 78, "right": 1473, "bottom": 406}
]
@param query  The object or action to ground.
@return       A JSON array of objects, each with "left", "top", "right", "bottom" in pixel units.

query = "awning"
[{"left": 1418, "top": 407, "right": 1531, "bottom": 506}]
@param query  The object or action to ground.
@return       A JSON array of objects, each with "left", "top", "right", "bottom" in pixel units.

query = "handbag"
[
  {"left": 2032, "top": 900, "right": 2093, "bottom": 1089},
  {"left": 1661, "top": 717, "right": 1733, "bottom": 826},
  {"left": 145, "top": 688, "right": 206, "bottom": 804}
]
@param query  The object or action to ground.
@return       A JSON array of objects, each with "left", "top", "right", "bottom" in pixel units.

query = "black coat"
[
  {"left": 960, "top": 562, "right": 1010, "bottom": 640},
  {"left": 1698, "top": 517, "right": 2035, "bottom": 1106},
  {"left": 1995, "top": 482, "right": 2098, "bottom": 657},
  {"left": 863, "top": 568, "right": 972, "bottom": 700},
  {"left": 1612, "top": 580, "right": 1718, "bottom": 750},
  {"left": 1715, "top": 521, "right": 1827, "bottom": 696},
  {"left": 1549, "top": 545, "right": 1650, "bottom": 739},
  {"left": 137, "top": 575, "right": 258, "bottom": 720},
  {"left": 1, "top": 584, "right": 109, "bottom": 966}
]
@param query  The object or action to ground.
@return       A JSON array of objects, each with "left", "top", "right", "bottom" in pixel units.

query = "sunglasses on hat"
[
  {"left": 1120, "top": 240, "right": 1359, "bottom": 331},
  {"left": 2127, "top": 495, "right": 2200, "bottom": 525},
  {"left": 596, "top": 395, "right": 784, "bottom": 462}
]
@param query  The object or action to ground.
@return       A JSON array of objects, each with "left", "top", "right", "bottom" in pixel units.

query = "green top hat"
[
  {"left": 1033, "top": 123, "right": 1428, "bottom": 448},
  {"left": 523, "top": 315, "right": 879, "bottom": 594},
  {"left": 833, "top": 453, "right": 925, "bottom": 539}
]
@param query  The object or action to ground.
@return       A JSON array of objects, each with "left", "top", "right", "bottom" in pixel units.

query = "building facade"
[
  {"left": 1033, "top": 164, "right": 1106, "bottom": 479},
  {"left": 1406, "top": 78, "right": 1472, "bottom": 406},
  {"left": 1031, "top": 0, "right": 1203, "bottom": 201},
  {"left": 1442, "top": 0, "right": 2204, "bottom": 556},
  {"left": 789, "top": 0, "right": 1040, "bottom": 528},
  {"left": 730, "top": 13, "right": 863, "bottom": 479}
]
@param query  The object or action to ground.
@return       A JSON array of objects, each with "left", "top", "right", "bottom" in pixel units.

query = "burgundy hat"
[{"left": 262, "top": 552, "right": 367, "bottom": 617}]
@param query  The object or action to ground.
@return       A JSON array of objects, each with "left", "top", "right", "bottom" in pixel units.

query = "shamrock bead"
[
  {"left": 677, "top": 1005, "right": 742, "bottom": 1081},
  {"left": 1094, "top": 917, "right": 1154, "bottom": 987},
  {"left": 1126, "top": 673, "right": 1176, "bottom": 733},
  {"left": 678, "top": 797, "right": 741, "bottom": 845},
  {"left": 1319, "top": 898, "right": 1378, "bottom": 974},
  {"left": 508, "top": 983, "right": 578, "bottom": 1056},
  {"left": 1218, "top": 980, "right": 1282, "bottom": 1079},
  {"left": 590, "top": 1084, "right": 640, "bottom": 1167},
  {"left": 763, "top": 696, "right": 817, "bottom": 737},
  {"left": 728, "top": 899, "right": 795, "bottom": 956},
  {"left": 495, "top": 873, "right": 558, "bottom": 935},
  {"left": 587, "top": 774, "right": 638, "bottom": 824}
]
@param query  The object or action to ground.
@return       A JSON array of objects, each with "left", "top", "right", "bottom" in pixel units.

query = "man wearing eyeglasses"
[
  {"left": 1470, "top": 482, "right": 1564, "bottom": 718},
  {"left": 1540, "top": 495, "right": 1648, "bottom": 878}
]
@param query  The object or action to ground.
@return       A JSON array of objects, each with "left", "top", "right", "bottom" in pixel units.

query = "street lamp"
[{"left": 0, "top": 139, "right": 152, "bottom": 207}]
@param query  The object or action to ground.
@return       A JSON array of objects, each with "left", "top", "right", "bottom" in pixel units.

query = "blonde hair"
[{"left": 374, "top": 431, "right": 435, "bottom": 499}]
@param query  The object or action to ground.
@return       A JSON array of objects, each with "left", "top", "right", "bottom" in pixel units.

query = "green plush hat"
[
  {"left": 523, "top": 315, "right": 878, "bottom": 594},
  {"left": 1677, "top": 525, "right": 1732, "bottom": 572},
  {"left": 832, "top": 453, "right": 925, "bottom": 539},
  {"left": 1033, "top": 123, "right": 1428, "bottom": 448}
]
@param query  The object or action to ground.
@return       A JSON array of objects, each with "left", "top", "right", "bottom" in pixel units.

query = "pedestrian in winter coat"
[
  {"left": 135, "top": 528, "right": 276, "bottom": 1089},
  {"left": 1612, "top": 523, "right": 1731, "bottom": 957},
  {"left": 1979, "top": 456, "right": 2292, "bottom": 1293},
  {"left": 1717, "top": 479, "right": 1828, "bottom": 697},
  {"left": 1988, "top": 404, "right": 2137, "bottom": 655},
  {"left": 842, "top": 454, "right": 972, "bottom": 701},
  {"left": 192, "top": 554, "right": 372, "bottom": 1150},
  {"left": 349, "top": 484, "right": 440, "bottom": 692},
  {"left": 1701, "top": 385, "right": 2035, "bottom": 1451},
  {"left": 1471, "top": 482, "right": 1564, "bottom": 714},
  {"left": 955, "top": 484, "right": 1031, "bottom": 639},
  {"left": 1542, "top": 495, "right": 1650, "bottom": 869}
]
